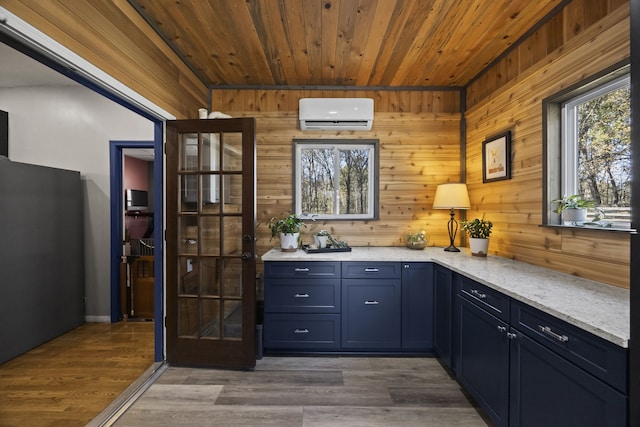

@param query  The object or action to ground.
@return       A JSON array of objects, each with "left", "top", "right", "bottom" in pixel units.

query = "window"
[
  {"left": 294, "top": 139, "right": 379, "bottom": 220},
  {"left": 545, "top": 66, "right": 631, "bottom": 229}
]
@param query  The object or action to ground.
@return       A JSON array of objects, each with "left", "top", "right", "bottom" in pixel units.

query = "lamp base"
[{"left": 443, "top": 245, "right": 460, "bottom": 252}]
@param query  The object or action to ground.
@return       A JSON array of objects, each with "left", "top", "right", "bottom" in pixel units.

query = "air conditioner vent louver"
[{"left": 299, "top": 98, "right": 374, "bottom": 130}]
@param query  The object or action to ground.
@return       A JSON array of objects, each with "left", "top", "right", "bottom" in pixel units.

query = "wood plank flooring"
[
  {"left": 0, "top": 321, "right": 154, "bottom": 427},
  {"left": 114, "top": 356, "right": 490, "bottom": 427}
]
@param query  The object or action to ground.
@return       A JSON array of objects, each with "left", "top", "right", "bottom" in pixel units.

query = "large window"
[
  {"left": 545, "top": 66, "right": 631, "bottom": 229},
  {"left": 294, "top": 139, "right": 379, "bottom": 220}
]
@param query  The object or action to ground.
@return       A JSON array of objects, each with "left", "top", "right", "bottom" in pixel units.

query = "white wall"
[{"left": 0, "top": 85, "right": 154, "bottom": 320}]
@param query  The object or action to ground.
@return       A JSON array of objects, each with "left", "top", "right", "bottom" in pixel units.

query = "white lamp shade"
[{"left": 432, "top": 183, "right": 471, "bottom": 209}]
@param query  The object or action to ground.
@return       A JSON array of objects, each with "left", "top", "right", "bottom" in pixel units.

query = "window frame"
[
  {"left": 543, "top": 61, "right": 633, "bottom": 231},
  {"left": 293, "top": 139, "right": 380, "bottom": 221}
]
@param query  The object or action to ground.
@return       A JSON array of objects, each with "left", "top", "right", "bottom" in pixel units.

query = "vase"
[
  {"left": 313, "top": 235, "right": 329, "bottom": 248},
  {"left": 279, "top": 232, "right": 300, "bottom": 252},
  {"left": 561, "top": 208, "right": 587, "bottom": 226},
  {"left": 469, "top": 238, "right": 489, "bottom": 257}
]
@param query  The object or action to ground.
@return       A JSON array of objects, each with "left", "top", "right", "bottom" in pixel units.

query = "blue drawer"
[
  {"left": 459, "top": 275, "right": 509, "bottom": 322},
  {"left": 511, "top": 300, "right": 628, "bottom": 393},
  {"left": 264, "top": 278, "right": 340, "bottom": 313},
  {"left": 265, "top": 261, "right": 340, "bottom": 278},
  {"left": 264, "top": 313, "right": 340, "bottom": 350},
  {"left": 342, "top": 262, "right": 401, "bottom": 279}
]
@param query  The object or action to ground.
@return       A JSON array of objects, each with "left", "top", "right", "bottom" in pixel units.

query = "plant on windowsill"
[
  {"left": 551, "top": 194, "right": 596, "bottom": 226},
  {"left": 268, "top": 212, "right": 306, "bottom": 252},
  {"left": 461, "top": 218, "right": 493, "bottom": 257}
]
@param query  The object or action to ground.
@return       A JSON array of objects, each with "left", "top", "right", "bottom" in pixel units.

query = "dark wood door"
[{"left": 166, "top": 118, "right": 256, "bottom": 369}]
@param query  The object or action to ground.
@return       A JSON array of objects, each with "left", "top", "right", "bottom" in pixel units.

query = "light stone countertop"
[{"left": 262, "top": 246, "right": 630, "bottom": 348}]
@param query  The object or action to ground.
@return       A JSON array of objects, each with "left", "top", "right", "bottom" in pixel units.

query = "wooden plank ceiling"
[{"left": 130, "top": 0, "right": 563, "bottom": 88}]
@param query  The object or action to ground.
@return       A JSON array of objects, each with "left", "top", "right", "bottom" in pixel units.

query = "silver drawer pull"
[
  {"left": 538, "top": 325, "right": 569, "bottom": 342},
  {"left": 294, "top": 293, "right": 310, "bottom": 298},
  {"left": 497, "top": 326, "right": 507, "bottom": 333},
  {"left": 294, "top": 328, "right": 309, "bottom": 334},
  {"left": 364, "top": 300, "right": 379, "bottom": 305},
  {"left": 294, "top": 267, "right": 310, "bottom": 272},
  {"left": 470, "top": 289, "right": 487, "bottom": 299},
  {"left": 364, "top": 268, "right": 380, "bottom": 272}
]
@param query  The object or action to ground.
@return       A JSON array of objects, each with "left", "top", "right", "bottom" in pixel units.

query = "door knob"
[
  {"left": 241, "top": 252, "right": 253, "bottom": 260},
  {"left": 243, "top": 234, "right": 254, "bottom": 241}
]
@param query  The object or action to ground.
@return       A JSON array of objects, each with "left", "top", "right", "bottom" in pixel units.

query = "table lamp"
[{"left": 432, "top": 183, "right": 471, "bottom": 252}]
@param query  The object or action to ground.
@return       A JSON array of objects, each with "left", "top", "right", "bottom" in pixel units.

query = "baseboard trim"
[{"left": 85, "top": 315, "right": 111, "bottom": 323}]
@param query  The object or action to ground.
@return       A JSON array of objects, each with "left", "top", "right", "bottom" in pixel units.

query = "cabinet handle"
[
  {"left": 364, "top": 268, "right": 380, "bottom": 272},
  {"left": 507, "top": 332, "right": 517, "bottom": 340},
  {"left": 294, "top": 268, "right": 310, "bottom": 272},
  {"left": 294, "top": 293, "right": 310, "bottom": 298},
  {"left": 294, "top": 328, "right": 309, "bottom": 334},
  {"left": 364, "top": 300, "right": 379, "bottom": 305},
  {"left": 538, "top": 325, "right": 569, "bottom": 342},
  {"left": 497, "top": 326, "right": 507, "bottom": 333},
  {"left": 470, "top": 289, "right": 487, "bottom": 299}
]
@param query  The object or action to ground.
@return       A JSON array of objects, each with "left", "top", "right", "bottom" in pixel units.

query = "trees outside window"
[{"left": 294, "top": 140, "right": 378, "bottom": 220}]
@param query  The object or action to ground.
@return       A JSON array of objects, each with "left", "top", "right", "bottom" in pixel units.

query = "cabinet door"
[
  {"left": 434, "top": 265, "right": 452, "bottom": 366},
  {"left": 510, "top": 331, "right": 627, "bottom": 427},
  {"left": 458, "top": 296, "right": 510, "bottom": 427},
  {"left": 342, "top": 279, "right": 401, "bottom": 349},
  {"left": 401, "top": 263, "right": 434, "bottom": 351}
]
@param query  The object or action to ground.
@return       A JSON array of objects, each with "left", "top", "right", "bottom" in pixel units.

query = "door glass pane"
[
  {"left": 202, "top": 133, "right": 221, "bottom": 172},
  {"left": 223, "top": 133, "right": 243, "bottom": 171},
  {"left": 223, "top": 301, "right": 242, "bottom": 339},
  {"left": 178, "top": 256, "right": 198, "bottom": 295},
  {"left": 201, "top": 174, "right": 222, "bottom": 212},
  {"left": 178, "top": 297, "right": 198, "bottom": 337},
  {"left": 222, "top": 258, "right": 242, "bottom": 297},
  {"left": 180, "top": 133, "right": 198, "bottom": 172},
  {"left": 200, "top": 216, "right": 220, "bottom": 256},
  {"left": 178, "top": 216, "right": 198, "bottom": 255},
  {"left": 200, "top": 257, "right": 220, "bottom": 296},
  {"left": 224, "top": 174, "right": 243, "bottom": 209},
  {"left": 223, "top": 217, "right": 243, "bottom": 255},
  {"left": 180, "top": 175, "right": 198, "bottom": 212},
  {"left": 201, "top": 298, "right": 221, "bottom": 338}
]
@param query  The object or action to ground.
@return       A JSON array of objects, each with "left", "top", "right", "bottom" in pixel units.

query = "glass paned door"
[{"left": 166, "top": 118, "right": 256, "bottom": 369}]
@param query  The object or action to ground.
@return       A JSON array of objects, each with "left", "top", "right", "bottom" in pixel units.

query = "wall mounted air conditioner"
[{"left": 299, "top": 98, "right": 374, "bottom": 130}]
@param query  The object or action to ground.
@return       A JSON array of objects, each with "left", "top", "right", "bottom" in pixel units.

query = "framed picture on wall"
[{"left": 482, "top": 131, "right": 511, "bottom": 183}]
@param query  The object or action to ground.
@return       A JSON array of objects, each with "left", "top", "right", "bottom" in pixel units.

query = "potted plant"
[
  {"left": 406, "top": 229, "right": 427, "bottom": 250},
  {"left": 551, "top": 194, "right": 596, "bottom": 226},
  {"left": 313, "top": 229, "right": 331, "bottom": 249},
  {"left": 268, "top": 212, "right": 306, "bottom": 251},
  {"left": 461, "top": 218, "right": 493, "bottom": 257}
]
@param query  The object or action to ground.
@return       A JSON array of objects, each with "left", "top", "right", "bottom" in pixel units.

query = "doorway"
[{"left": 110, "top": 135, "right": 164, "bottom": 362}]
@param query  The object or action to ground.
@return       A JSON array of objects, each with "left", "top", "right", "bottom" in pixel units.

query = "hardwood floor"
[
  {"left": 114, "top": 356, "right": 489, "bottom": 427},
  {"left": 0, "top": 321, "right": 154, "bottom": 427}
]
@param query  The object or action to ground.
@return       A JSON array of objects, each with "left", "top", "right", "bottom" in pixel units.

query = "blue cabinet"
[
  {"left": 401, "top": 263, "right": 434, "bottom": 351},
  {"left": 455, "top": 274, "right": 628, "bottom": 427},
  {"left": 509, "top": 331, "right": 627, "bottom": 427},
  {"left": 458, "top": 289, "right": 510, "bottom": 427},
  {"left": 342, "top": 262, "right": 401, "bottom": 350}
]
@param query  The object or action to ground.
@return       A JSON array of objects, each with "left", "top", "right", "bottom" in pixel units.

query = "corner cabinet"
[
  {"left": 455, "top": 274, "right": 628, "bottom": 427},
  {"left": 263, "top": 260, "right": 434, "bottom": 354}
]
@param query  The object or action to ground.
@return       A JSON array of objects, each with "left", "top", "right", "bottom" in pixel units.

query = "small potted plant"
[
  {"left": 313, "top": 229, "right": 331, "bottom": 249},
  {"left": 461, "top": 218, "right": 493, "bottom": 257},
  {"left": 551, "top": 194, "right": 596, "bottom": 226},
  {"left": 406, "top": 230, "right": 427, "bottom": 250},
  {"left": 268, "top": 212, "right": 306, "bottom": 251}
]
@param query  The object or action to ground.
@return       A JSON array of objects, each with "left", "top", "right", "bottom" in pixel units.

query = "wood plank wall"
[
  {"left": 3, "top": 0, "right": 208, "bottom": 119},
  {"left": 210, "top": 89, "right": 462, "bottom": 275},
  {"left": 465, "top": 0, "right": 630, "bottom": 287}
]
